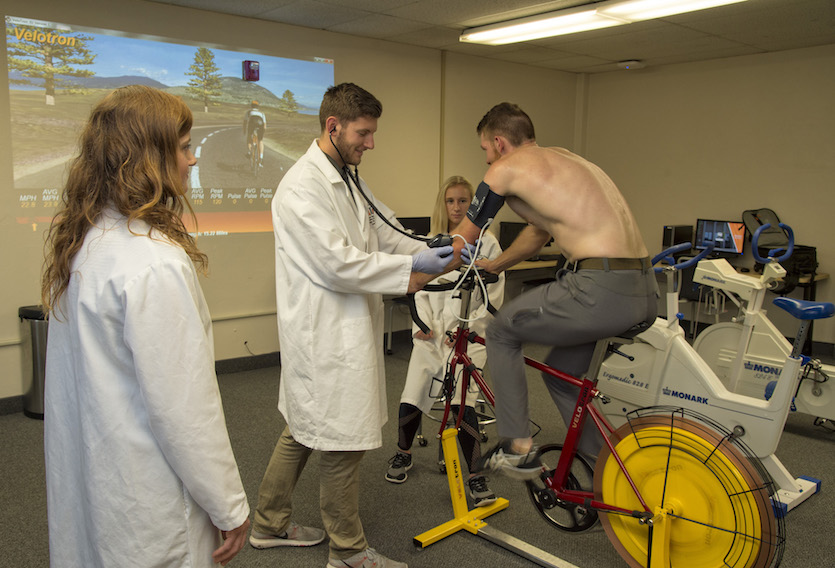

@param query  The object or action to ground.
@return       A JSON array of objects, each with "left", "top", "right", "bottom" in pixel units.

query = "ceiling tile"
[
  {"left": 144, "top": 0, "right": 835, "bottom": 73},
  {"left": 327, "top": 13, "right": 430, "bottom": 38},
  {"left": 259, "top": 0, "right": 371, "bottom": 29}
]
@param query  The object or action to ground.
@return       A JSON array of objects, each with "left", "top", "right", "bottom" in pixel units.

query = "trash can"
[{"left": 19, "top": 305, "right": 48, "bottom": 420}]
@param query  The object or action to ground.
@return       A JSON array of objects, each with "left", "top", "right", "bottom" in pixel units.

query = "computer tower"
[{"left": 662, "top": 225, "right": 693, "bottom": 249}]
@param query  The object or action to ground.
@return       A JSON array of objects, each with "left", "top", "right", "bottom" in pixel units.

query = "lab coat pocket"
[{"left": 341, "top": 316, "right": 376, "bottom": 372}]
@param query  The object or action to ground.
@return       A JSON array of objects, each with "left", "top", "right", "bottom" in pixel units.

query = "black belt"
[{"left": 572, "top": 257, "right": 650, "bottom": 271}]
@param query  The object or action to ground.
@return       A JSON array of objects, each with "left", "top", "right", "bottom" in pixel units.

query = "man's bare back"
[{"left": 484, "top": 145, "right": 648, "bottom": 263}]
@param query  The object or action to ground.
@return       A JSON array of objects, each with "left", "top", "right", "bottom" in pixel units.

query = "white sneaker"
[
  {"left": 249, "top": 521, "right": 326, "bottom": 548},
  {"left": 477, "top": 440, "right": 541, "bottom": 480},
  {"left": 326, "top": 547, "right": 407, "bottom": 567}
]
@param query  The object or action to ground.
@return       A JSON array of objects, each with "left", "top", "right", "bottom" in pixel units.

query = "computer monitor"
[
  {"left": 397, "top": 216, "right": 431, "bottom": 236},
  {"left": 694, "top": 219, "right": 745, "bottom": 256},
  {"left": 499, "top": 221, "right": 528, "bottom": 251}
]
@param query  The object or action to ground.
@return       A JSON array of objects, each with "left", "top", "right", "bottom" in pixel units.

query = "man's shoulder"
[{"left": 277, "top": 147, "right": 334, "bottom": 194}]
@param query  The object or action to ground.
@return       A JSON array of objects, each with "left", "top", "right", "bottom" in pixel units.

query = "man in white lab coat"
[{"left": 249, "top": 83, "right": 453, "bottom": 568}]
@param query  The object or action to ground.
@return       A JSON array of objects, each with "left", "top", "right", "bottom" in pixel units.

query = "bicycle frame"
[
  {"left": 436, "top": 276, "right": 653, "bottom": 522},
  {"left": 250, "top": 132, "right": 261, "bottom": 175},
  {"left": 691, "top": 259, "right": 834, "bottom": 421}
]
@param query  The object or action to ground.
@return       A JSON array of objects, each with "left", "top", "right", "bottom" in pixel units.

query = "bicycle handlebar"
[
  {"left": 752, "top": 223, "right": 794, "bottom": 264},
  {"left": 409, "top": 268, "right": 500, "bottom": 334},
  {"left": 651, "top": 242, "right": 715, "bottom": 273},
  {"left": 422, "top": 269, "right": 499, "bottom": 292}
]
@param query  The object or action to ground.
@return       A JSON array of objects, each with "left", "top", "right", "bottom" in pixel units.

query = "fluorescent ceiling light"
[
  {"left": 460, "top": 5, "right": 628, "bottom": 46},
  {"left": 601, "top": 0, "right": 748, "bottom": 21},
  {"left": 460, "top": 0, "right": 749, "bottom": 45}
]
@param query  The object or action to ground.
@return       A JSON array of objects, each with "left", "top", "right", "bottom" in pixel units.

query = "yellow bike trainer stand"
[{"left": 413, "top": 427, "right": 509, "bottom": 547}]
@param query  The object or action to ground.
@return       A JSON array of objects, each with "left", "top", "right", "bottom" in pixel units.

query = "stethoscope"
[
  {"left": 328, "top": 126, "right": 495, "bottom": 321},
  {"left": 328, "top": 128, "right": 452, "bottom": 247}
]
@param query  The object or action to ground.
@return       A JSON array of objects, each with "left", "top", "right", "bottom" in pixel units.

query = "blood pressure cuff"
[{"left": 466, "top": 181, "right": 505, "bottom": 228}]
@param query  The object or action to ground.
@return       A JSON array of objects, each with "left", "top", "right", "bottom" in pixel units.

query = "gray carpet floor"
[{"left": 2, "top": 335, "right": 834, "bottom": 567}]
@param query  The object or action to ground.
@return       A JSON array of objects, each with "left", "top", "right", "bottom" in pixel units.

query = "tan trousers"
[{"left": 253, "top": 425, "right": 368, "bottom": 559}]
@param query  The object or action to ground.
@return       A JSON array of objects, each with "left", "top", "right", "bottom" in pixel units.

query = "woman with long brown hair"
[{"left": 42, "top": 85, "right": 249, "bottom": 567}]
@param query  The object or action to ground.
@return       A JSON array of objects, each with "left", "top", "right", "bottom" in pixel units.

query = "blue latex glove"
[
  {"left": 412, "top": 245, "right": 454, "bottom": 273},
  {"left": 460, "top": 241, "right": 479, "bottom": 265}
]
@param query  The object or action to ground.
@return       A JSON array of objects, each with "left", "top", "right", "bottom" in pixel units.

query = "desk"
[
  {"left": 504, "top": 259, "right": 561, "bottom": 301},
  {"left": 797, "top": 272, "right": 828, "bottom": 300},
  {"left": 798, "top": 272, "right": 829, "bottom": 354},
  {"left": 508, "top": 259, "right": 561, "bottom": 272}
]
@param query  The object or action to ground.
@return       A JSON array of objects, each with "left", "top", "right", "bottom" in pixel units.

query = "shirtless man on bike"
[{"left": 454, "top": 102, "right": 658, "bottom": 477}]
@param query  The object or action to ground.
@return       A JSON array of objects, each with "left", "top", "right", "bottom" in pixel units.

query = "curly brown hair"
[{"left": 41, "top": 85, "right": 207, "bottom": 314}]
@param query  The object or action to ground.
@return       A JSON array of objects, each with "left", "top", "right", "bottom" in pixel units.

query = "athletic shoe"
[
  {"left": 327, "top": 547, "right": 407, "bottom": 567},
  {"left": 477, "top": 440, "right": 541, "bottom": 480},
  {"left": 467, "top": 475, "right": 497, "bottom": 507},
  {"left": 249, "top": 521, "right": 326, "bottom": 548},
  {"left": 385, "top": 451, "right": 412, "bottom": 484}
]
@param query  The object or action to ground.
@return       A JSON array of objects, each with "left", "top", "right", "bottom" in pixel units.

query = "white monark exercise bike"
[
  {"left": 690, "top": 223, "right": 834, "bottom": 426},
  {"left": 595, "top": 239, "right": 834, "bottom": 516}
]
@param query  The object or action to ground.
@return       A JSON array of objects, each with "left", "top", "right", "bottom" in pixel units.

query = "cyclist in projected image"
[
  {"left": 244, "top": 99, "right": 267, "bottom": 165},
  {"left": 385, "top": 175, "right": 505, "bottom": 508},
  {"left": 454, "top": 103, "right": 658, "bottom": 479},
  {"left": 41, "top": 85, "right": 249, "bottom": 567}
]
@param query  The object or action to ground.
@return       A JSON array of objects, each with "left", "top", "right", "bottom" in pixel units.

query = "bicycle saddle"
[{"left": 773, "top": 297, "right": 834, "bottom": 320}]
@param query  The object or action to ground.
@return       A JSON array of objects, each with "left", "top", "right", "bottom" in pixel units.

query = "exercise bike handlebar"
[
  {"left": 651, "top": 241, "right": 715, "bottom": 273},
  {"left": 408, "top": 268, "right": 500, "bottom": 334},
  {"left": 421, "top": 268, "right": 499, "bottom": 292},
  {"left": 752, "top": 223, "right": 794, "bottom": 264}
]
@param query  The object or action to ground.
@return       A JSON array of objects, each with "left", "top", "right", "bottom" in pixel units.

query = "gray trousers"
[{"left": 486, "top": 266, "right": 658, "bottom": 458}]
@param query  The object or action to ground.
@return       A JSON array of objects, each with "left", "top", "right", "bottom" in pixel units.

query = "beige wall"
[
  {"left": 439, "top": 52, "right": 579, "bottom": 231},
  {"left": 583, "top": 44, "right": 835, "bottom": 343},
  {"left": 0, "top": 0, "right": 832, "bottom": 399}
]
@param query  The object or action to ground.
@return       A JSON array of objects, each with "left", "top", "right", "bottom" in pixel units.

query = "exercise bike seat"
[
  {"left": 607, "top": 321, "right": 653, "bottom": 346},
  {"left": 772, "top": 297, "right": 834, "bottom": 320}
]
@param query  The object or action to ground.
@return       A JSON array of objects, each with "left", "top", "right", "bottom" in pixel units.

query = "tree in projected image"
[
  {"left": 6, "top": 23, "right": 95, "bottom": 105},
  {"left": 185, "top": 47, "right": 222, "bottom": 113}
]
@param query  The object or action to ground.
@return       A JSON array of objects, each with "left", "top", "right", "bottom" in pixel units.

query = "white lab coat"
[
  {"left": 273, "top": 140, "right": 425, "bottom": 451},
  {"left": 44, "top": 210, "right": 249, "bottom": 568},
  {"left": 400, "top": 232, "right": 504, "bottom": 414}
]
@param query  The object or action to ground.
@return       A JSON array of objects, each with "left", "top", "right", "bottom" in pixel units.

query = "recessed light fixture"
[{"left": 618, "top": 60, "right": 646, "bottom": 70}]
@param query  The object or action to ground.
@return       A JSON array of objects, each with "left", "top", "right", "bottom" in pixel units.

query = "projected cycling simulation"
[{"left": 6, "top": 15, "right": 335, "bottom": 236}]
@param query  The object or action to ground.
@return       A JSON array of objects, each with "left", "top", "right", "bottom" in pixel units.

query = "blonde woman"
[
  {"left": 42, "top": 85, "right": 250, "bottom": 567},
  {"left": 386, "top": 176, "right": 505, "bottom": 507}
]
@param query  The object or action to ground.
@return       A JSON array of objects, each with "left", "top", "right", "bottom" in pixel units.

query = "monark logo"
[
  {"left": 661, "top": 386, "right": 708, "bottom": 405},
  {"left": 744, "top": 361, "right": 782, "bottom": 376},
  {"left": 700, "top": 275, "right": 726, "bottom": 285}
]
